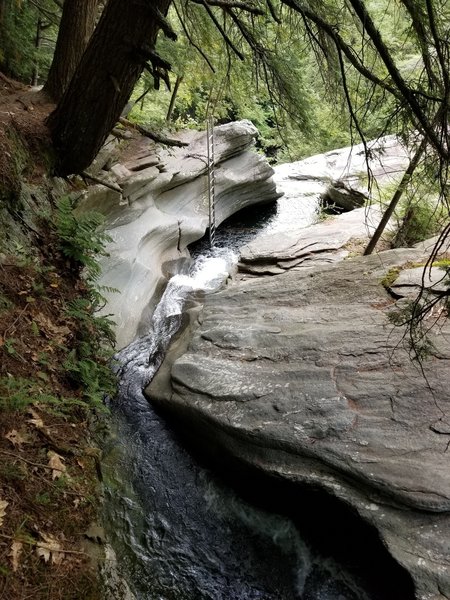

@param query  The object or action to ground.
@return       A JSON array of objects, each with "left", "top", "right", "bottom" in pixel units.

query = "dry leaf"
[
  {"left": 27, "top": 407, "right": 44, "bottom": 429},
  {"left": 10, "top": 541, "right": 22, "bottom": 572},
  {"left": 34, "top": 312, "right": 70, "bottom": 344},
  {"left": 36, "top": 545, "right": 50, "bottom": 563},
  {"left": 36, "top": 533, "right": 64, "bottom": 565},
  {"left": 47, "top": 451, "right": 66, "bottom": 480},
  {"left": 5, "top": 429, "right": 26, "bottom": 447},
  {"left": 0, "top": 499, "right": 8, "bottom": 527}
]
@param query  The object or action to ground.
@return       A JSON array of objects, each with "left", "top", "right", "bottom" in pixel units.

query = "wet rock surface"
[
  {"left": 79, "top": 120, "right": 279, "bottom": 348},
  {"left": 148, "top": 238, "right": 450, "bottom": 600}
]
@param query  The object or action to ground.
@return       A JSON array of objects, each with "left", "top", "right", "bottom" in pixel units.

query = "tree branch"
[
  {"left": 173, "top": 1, "right": 216, "bottom": 72},
  {"left": 81, "top": 171, "right": 123, "bottom": 193},
  {"left": 266, "top": 0, "right": 281, "bottom": 24},
  {"left": 345, "top": 0, "right": 446, "bottom": 158},
  {"left": 118, "top": 117, "right": 189, "bottom": 146},
  {"left": 190, "top": 0, "right": 264, "bottom": 15},
  {"left": 197, "top": 0, "right": 245, "bottom": 60}
]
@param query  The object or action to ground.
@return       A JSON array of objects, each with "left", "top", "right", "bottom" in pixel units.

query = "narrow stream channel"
[
  {"left": 103, "top": 248, "right": 375, "bottom": 600},
  {"left": 102, "top": 165, "right": 413, "bottom": 599}
]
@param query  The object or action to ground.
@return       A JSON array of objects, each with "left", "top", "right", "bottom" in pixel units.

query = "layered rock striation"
[
  {"left": 79, "top": 120, "right": 280, "bottom": 348},
  {"left": 148, "top": 236, "right": 450, "bottom": 599}
]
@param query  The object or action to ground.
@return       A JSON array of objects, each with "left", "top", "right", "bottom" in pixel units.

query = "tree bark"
[
  {"left": 43, "top": 0, "right": 100, "bottom": 101},
  {"left": 32, "top": 17, "right": 42, "bottom": 86},
  {"left": 47, "top": 0, "right": 172, "bottom": 175},
  {"left": 166, "top": 74, "right": 183, "bottom": 122}
]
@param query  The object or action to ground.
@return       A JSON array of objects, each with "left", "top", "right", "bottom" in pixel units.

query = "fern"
[
  {"left": 55, "top": 196, "right": 112, "bottom": 281},
  {"left": 50, "top": 197, "right": 118, "bottom": 409}
]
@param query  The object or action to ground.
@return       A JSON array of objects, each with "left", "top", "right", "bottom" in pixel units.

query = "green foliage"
[
  {"left": 128, "top": 3, "right": 354, "bottom": 160},
  {"left": 380, "top": 267, "right": 400, "bottom": 289},
  {"left": 0, "top": 376, "right": 62, "bottom": 411},
  {"left": 52, "top": 197, "right": 117, "bottom": 408},
  {"left": 55, "top": 196, "right": 111, "bottom": 280},
  {"left": 0, "top": 0, "right": 59, "bottom": 83},
  {"left": 392, "top": 199, "right": 445, "bottom": 248}
]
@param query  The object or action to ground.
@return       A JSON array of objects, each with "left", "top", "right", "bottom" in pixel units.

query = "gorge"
[{"left": 93, "top": 122, "right": 450, "bottom": 600}]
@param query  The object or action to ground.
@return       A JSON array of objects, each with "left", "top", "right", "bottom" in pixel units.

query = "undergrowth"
[{"left": 0, "top": 192, "right": 117, "bottom": 599}]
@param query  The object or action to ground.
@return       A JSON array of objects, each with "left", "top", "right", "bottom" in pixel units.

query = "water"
[
  {"left": 103, "top": 163, "right": 412, "bottom": 599},
  {"left": 104, "top": 245, "right": 382, "bottom": 600}
]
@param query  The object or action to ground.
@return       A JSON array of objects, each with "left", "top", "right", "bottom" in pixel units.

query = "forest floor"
[{"left": 0, "top": 74, "right": 106, "bottom": 599}]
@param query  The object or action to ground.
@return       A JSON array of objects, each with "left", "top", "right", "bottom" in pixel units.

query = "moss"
[
  {"left": 433, "top": 258, "right": 450, "bottom": 269},
  {"left": 380, "top": 266, "right": 401, "bottom": 289}
]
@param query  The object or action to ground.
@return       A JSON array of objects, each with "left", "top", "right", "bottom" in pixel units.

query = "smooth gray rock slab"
[
  {"left": 258, "top": 134, "right": 409, "bottom": 238},
  {"left": 239, "top": 206, "right": 380, "bottom": 272},
  {"left": 79, "top": 121, "right": 279, "bottom": 348},
  {"left": 148, "top": 243, "right": 450, "bottom": 600},
  {"left": 391, "top": 266, "right": 449, "bottom": 297}
]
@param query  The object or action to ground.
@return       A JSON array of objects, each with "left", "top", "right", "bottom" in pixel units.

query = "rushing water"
[
  {"left": 103, "top": 243, "right": 381, "bottom": 600},
  {"left": 102, "top": 159, "right": 408, "bottom": 599}
]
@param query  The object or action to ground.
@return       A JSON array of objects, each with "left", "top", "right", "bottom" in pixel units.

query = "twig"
[
  {"left": 81, "top": 171, "right": 123, "bottom": 194},
  {"left": 118, "top": 118, "right": 188, "bottom": 147},
  {"left": 190, "top": 0, "right": 265, "bottom": 15},
  {"left": 173, "top": 2, "right": 216, "bottom": 72},
  {"left": 0, "top": 449, "right": 54, "bottom": 471},
  {"left": 0, "top": 533, "right": 89, "bottom": 557}
]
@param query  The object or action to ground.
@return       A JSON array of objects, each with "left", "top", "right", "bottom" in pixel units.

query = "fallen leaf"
[
  {"left": 5, "top": 429, "right": 26, "bottom": 447},
  {"left": 34, "top": 312, "right": 70, "bottom": 344},
  {"left": 36, "top": 545, "right": 50, "bottom": 563},
  {"left": 36, "top": 533, "right": 64, "bottom": 565},
  {"left": 0, "top": 499, "right": 8, "bottom": 527},
  {"left": 10, "top": 540, "right": 22, "bottom": 572},
  {"left": 27, "top": 407, "right": 44, "bottom": 429},
  {"left": 47, "top": 451, "right": 66, "bottom": 480}
]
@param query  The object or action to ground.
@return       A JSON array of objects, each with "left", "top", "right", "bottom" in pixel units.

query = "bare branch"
[
  {"left": 266, "top": 0, "right": 281, "bottom": 24},
  {"left": 119, "top": 117, "right": 189, "bottom": 147},
  {"left": 197, "top": 0, "right": 245, "bottom": 60}
]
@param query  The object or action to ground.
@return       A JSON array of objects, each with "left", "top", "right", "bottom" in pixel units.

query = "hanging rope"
[
  {"left": 205, "top": 79, "right": 228, "bottom": 248},
  {"left": 206, "top": 115, "right": 216, "bottom": 248}
]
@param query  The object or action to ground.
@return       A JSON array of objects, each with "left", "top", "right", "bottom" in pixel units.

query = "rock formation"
[
  {"left": 78, "top": 120, "right": 280, "bottom": 348},
  {"left": 148, "top": 232, "right": 450, "bottom": 598}
]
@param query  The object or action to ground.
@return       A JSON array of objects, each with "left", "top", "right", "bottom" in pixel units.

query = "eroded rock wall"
[{"left": 78, "top": 121, "right": 279, "bottom": 349}]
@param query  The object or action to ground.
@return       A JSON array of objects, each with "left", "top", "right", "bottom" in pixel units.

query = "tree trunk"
[
  {"left": 166, "top": 74, "right": 183, "bottom": 122},
  {"left": 43, "top": 0, "right": 100, "bottom": 101},
  {"left": 363, "top": 138, "right": 426, "bottom": 255},
  {"left": 47, "top": 0, "right": 172, "bottom": 176},
  {"left": 32, "top": 17, "right": 42, "bottom": 86}
]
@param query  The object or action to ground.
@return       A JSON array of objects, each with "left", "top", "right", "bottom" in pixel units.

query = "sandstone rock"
[{"left": 147, "top": 240, "right": 450, "bottom": 600}]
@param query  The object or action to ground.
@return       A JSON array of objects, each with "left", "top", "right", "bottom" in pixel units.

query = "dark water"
[{"left": 102, "top": 201, "right": 413, "bottom": 600}]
